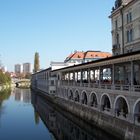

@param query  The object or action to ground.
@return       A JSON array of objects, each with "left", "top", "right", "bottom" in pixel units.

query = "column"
[
  {"left": 68, "top": 72, "right": 70, "bottom": 86},
  {"left": 99, "top": 67, "right": 101, "bottom": 86},
  {"left": 80, "top": 70, "right": 83, "bottom": 86},
  {"left": 93, "top": 69, "right": 95, "bottom": 82},
  {"left": 73, "top": 71, "right": 75, "bottom": 85},
  {"left": 112, "top": 64, "right": 115, "bottom": 85},
  {"left": 88, "top": 68, "right": 91, "bottom": 87},
  {"left": 131, "top": 61, "right": 134, "bottom": 87}
]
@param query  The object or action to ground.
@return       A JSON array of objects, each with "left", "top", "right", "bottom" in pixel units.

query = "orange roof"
[
  {"left": 66, "top": 51, "right": 111, "bottom": 60},
  {"left": 85, "top": 51, "right": 111, "bottom": 58},
  {"left": 72, "top": 52, "right": 84, "bottom": 59}
]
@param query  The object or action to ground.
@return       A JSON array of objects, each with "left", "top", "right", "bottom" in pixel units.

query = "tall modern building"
[
  {"left": 23, "top": 63, "right": 32, "bottom": 74},
  {"left": 110, "top": 0, "right": 140, "bottom": 55},
  {"left": 15, "top": 64, "right": 23, "bottom": 73}
]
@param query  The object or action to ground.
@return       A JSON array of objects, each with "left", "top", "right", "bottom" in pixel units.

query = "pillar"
[
  {"left": 112, "top": 64, "right": 115, "bottom": 85},
  {"left": 131, "top": 61, "right": 134, "bottom": 86},
  {"left": 88, "top": 68, "right": 91, "bottom": 87},
  {"left": 80, "top": 70, "right": 83, "bottom": 86}
]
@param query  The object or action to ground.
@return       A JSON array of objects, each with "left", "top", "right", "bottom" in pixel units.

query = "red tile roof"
[
  {"left": 66, "top": 51, "right": 112, "bottom": 61},
  {"left": 84, "top": 51, "right": 111, "bottom": 58}
]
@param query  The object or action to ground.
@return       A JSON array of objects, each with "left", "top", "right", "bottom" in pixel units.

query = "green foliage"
[
  {"left": 34, "top": 52, "right": 40, "bottom": 73},
  {"left": 0, "top": 88, "right": 11, "bottom": 108},
  {"left": 0, "top": 70, "right": 11, "bottom": 85}
]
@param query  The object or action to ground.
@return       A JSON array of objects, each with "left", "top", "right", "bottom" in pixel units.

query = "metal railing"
[{"left": 60, "top": 80, "right": 140, "bottom": 92}]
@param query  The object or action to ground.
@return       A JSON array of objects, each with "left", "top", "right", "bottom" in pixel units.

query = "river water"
[{"left": 0, "top": 88, "right": 119, "bottom": 140}]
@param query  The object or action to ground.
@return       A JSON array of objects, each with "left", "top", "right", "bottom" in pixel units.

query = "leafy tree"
[
  {"left": 0, "top": 70, "right": 11, "bottom": 84},
  {"left": 34, "top": 52, "right": 40, "bottom": 73}
]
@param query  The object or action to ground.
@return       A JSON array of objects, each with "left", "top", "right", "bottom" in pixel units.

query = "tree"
[
  {"left": 0, "top": 70, "right": 11, "bottom": 84},
  {"left": 34, "top": 52, "right": 40, "bottom": 73}
]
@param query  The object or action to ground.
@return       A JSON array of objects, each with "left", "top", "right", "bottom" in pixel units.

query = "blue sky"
[{"left": 0, "top": 0, "right": 115, "bottom": 71}]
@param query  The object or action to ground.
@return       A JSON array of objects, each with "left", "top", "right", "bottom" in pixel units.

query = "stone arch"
[
  {"left": 74, "top": 89, "right": 80, "bottom": 102},
  {"left": 68, "top": 89, "right": 74, "bottom": 100},
  {"left": 81, "top": 90, "right": 88, "bottom": 105},
  {"left": 133, "top": 98, "right": 140, "bottom": 124},
  {"left": 114, "top": 95, "right": 129, "bottom": 118},
  {"left": 100, "top": 93, "right": 112, "bottom": 112},
  {"left": 89, "top": 92, "right": 98, "bottom": 108}
]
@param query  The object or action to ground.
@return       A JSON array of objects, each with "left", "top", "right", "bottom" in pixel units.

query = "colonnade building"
[
  {"left": 31, "top": 0, "right": 140, "bottom": 139},
  {"left": 32, "top": 51, "right": 140, "bottom": 126}
]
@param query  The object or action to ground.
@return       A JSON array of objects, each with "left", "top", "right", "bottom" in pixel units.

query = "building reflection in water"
[
  {"left": 14, "top": 88, "right": 31, "bottom": 103},
  {"left": 31, "top": 92, "right": 120, "bottom": 140}
]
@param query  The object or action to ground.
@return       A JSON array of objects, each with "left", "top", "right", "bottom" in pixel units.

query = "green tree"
[
  {"left": 0, "top": 70, "right": 11, "bottom": 84},
  {"left": 34, "top": 52, "right": 40, "bottom": 73}
]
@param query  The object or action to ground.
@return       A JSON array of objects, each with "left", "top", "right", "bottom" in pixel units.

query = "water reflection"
[
  {"left": 0, "top": 88, "right": 52, "bottom": 140},
  {"left": 14, "top": 88, "right": 31, "bottom": 103},
  {"left": 32, "top": 92, "right": 120, "bottom": 140}
]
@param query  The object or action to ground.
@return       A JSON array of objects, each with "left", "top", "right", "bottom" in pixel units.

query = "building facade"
[
  {"left": 31, "top": 51, "right": 140, "bottom": 139},
  {"left": 23, "top": 63, "right": 32, "bottom": 74},
  {"left": 15, "top": 64, "right": 23, "bottom": 73},
  {"left": 110, "top": 0, "right": 140, "bottom": 55}
]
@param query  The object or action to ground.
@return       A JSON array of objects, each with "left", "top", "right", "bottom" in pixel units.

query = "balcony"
[{"left": 112, "top": 44, "right": 120, "bottom": 51}]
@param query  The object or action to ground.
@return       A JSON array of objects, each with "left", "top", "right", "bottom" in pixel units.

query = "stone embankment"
[{"left": 33, "top": 89, "right": 140, "bottom": 140}]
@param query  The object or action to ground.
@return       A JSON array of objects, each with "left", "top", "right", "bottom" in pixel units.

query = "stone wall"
[
  {"left": 35, "top": 89, "right": 140, "bottom": 140},
  {"left": 55, "top": 97, "right": 140, "bottom": 140}
]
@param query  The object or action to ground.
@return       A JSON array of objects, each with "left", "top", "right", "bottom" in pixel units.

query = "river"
[{"left": 0, "top": 88, "right": 119, "bottom": 140}]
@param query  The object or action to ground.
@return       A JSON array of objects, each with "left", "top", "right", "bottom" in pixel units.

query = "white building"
[
  {"left": 1, "top": 66, "right": 7, "bottom": 73},
  {"left": 110, "top": 0, "right": 140, "bottom": 55},
  {"left": 50, "top": 61, "right": 75, "bottom": 71}
]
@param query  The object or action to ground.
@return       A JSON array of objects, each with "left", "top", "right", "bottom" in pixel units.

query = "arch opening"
[
  {"left": 68, "top": 90, "right": 73, "bottom": 100},
  {"left": 134, "top": 101, "right": 140, "bottom": 124},
  {"left": 90, "top": 93, "right": 98, "bottom": 108},
  {"left": 101, "top": 95, "right": 111, "bottom": 112},
  {"left": 81, "top": 92, "right": 87, "bottom": 105},
  {"left": 115, "top": 97, "right": 128, "bottom": 118},
  {"left": 74, "top": 91, "right": 80, "bottom": 102}
]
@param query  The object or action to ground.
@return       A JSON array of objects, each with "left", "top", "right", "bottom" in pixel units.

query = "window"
[
  {"left": 116, "top": 33, "right": 119, "bottom": 44},
  {"left": 127, "top": 12, "right": 132, "bottom": 23},
  {"left": 51, "top": 80, "right": 54, "bottom": 85},
  {"left": 126, "top": 29, "right": 133, "bottom": 42},
  {"left": 115, "top": 20, "right": 118, "bottom": 29}
]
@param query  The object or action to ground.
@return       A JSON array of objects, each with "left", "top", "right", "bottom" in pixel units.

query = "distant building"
[
  {"left": 51, "top": 50, "right": 111, "bottom": 71},
  {"left": 9, "top": 72, "right": 16, "bottom": 78},
  {"left": 23, "top": 63, "right": 32, "bottom": 74},
  {"left": 1, "top": 66, "right": 7, "bottom": 73},
  {"left": 110, "top": 0, "right": 140, "bottom": 55},
  {"left": 15, "top": 64, "right": 23, "bottom": 73},
  {"left": 51, "top": 61, "right": 75, "bottom": 71},
  {"left": 65, "top": 51, "right": 111, "bottom": 64}
]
